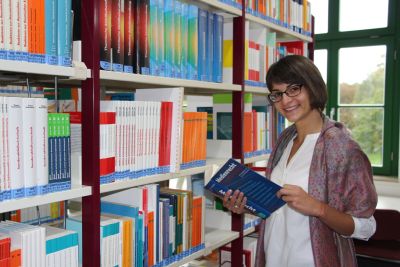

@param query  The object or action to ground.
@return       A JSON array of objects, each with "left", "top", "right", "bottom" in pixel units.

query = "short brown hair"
[{"left": 266, "top": 55, "right": 327, "bottom": 112}]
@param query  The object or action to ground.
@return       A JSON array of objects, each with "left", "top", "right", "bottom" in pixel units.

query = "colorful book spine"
[
  {"left": 134, "top": 0, "right": 150, "bottom": 74},
  {"left": 187, "top": 5, "right": 198, "bottom": 80},
  {"left": 124, "top": 0, "right": 134, "bottom": 73},
  {"left": 100, "top": 0, "right": 112, "bottom": 70},
  {"left": 157, "top": 0, "right": 165, "bottom": 77},
  {"left": 206, "top": 11, "right": 214, "bottom": 82},
  {"left": 20, "top": 0, "right": 29, "bottom": 61},
  {"left": 173, "top": 0, "right": 181, "bottom": 78},
  {"left": 149, "top": 0, "right": 158, "bottom": 76},
  {"left": 197, "top": 8, "right": 207, "bottom": 81},
  {"left": 180, "top": 3, "right": 188, "bottom": 80},
  {"left": 163, "top": 0, "right": 174, "bottom": 78},
  {"left": 213, "top": 14, "right": 223, "bottom": 83},
  {"left": 45, "top": 0, "right": 58, "bottom": 65},
  {"left": 57, "top": 0, "right": 72, "bottom": 66},
  {"left": 111, "top": 0, "right": 124, "bottom": 72}
]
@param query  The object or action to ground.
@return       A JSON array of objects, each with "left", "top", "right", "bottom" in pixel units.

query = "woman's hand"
[
  {"left": 223, "top": 189, "right": 247, "bottom": 214},
  {"left": 277, "top": 184, "right": 324, "bottom": 217}
]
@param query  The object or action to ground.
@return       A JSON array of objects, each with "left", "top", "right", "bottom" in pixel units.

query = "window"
[
  {"left": 339, "top": 0, "right": 389, "bottom": 32},
  {"left": 313, "top": 0, "right": 399, "bottom": 176}
]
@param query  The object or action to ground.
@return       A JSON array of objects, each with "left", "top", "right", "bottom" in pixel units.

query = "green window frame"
[{"left": 314, "top": 0, "right": 400, "bottom": 176}]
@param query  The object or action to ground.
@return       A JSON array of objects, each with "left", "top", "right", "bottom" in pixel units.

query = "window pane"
[
  {"left": 338, "top": 107, "right": 384, "bottom": 166},
  {"left": 313, "top": 49, "right": 328, "bottom": 84},
  {"left": 308, "top": 0, "right": 328, "bottom": 34},
  {"left": 339, "top": 0, "right": 388, "bottom": 31},
  {"left": 338, "top": 46, "right": 386, "bottom": 105}
]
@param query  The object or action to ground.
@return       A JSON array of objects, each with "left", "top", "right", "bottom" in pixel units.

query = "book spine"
[
  {"left": 111, "top": 0, "right": 124, "bottom": 72},
  {"left": 57, "top": 0, "right": 72, "bottom": 66},
  {"left": 206, "top": 11, "right": 213, "bottom": 82},
  {"left": 163, "top": 0, "right": 174, "bottom": 78},
  {"left": 173, "top": 0, "right": 181, "bottom": 79},
  {"left": 3, "top": 0, "right": 12, "bottom": 59},
  {"left": 124, "top": 0, "right": 134, "bottom": 73},
  {"left": 99, "top": 0, "right": 112, "bottom": 70},
  {"left": 45, "top": 0, "right": 57, "bottom": 65},
  {"left": 213, "top": 14, "right": 223, "bottom": 83},
  {"left": 0, "top": 1, "right": 5, "bottom": 59},
  {"left": 157, "top": 0, "right": 164, "bottom": 77},
  {"left": 187, "top": 5, "right": 198, "bottom": 80},
  {"left": 136, "top": 0, "right": 150, "bottom": 75},
  {"left": 7, "top": 97, "right": 24, "bottom": 199},
  {"left": 197, "top": 8, "right": 207, "bottom": 81},
  {"left": 22, "top": 98, "right": 37, "bottom": 196},
  {"left": 149, "top": 0, "right": 158, "bottom": 76},
  {"left": 180, "top": 3, "right": 188, "bottom": 80},
  {"left": 20, "top": 0, "right": 28, "bottom": 61}
]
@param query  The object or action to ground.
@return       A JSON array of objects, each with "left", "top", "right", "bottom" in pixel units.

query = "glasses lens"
[
  {"left": 287, "top": 85, "right": 302, "bottom": 96},
  {"left": 269, "top": 93, "right": 280, "bottom": 103}
]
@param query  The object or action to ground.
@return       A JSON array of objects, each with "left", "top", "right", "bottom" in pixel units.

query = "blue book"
[
  {"left": 212, "top": 14, "right": 223, "bottom": 83},
  {"left": 180, "top": 3, "right": 188, "bottom": 80},
  {"left": 197, "top": 8, "right": 207, "bottom": 81},
  {"left": 57, "top": 0, "right": 72, "bottom": 66},
  {"left": 206, "top": 11, "right": 213, "bottom": 82},
  {"left": 204, "top": 159, "right": 286, "bottom": 219},
  {"left": 45, "top": 0, "right": 58, "bottom": 65}
]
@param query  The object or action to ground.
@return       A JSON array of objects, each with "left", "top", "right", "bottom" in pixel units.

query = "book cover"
[{"left": 204, "top": 158, "right": 286, "bottom": 219}]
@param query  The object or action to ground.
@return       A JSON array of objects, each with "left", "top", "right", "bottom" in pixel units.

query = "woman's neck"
[{"left": 294, "top": 110, "right": 323, "bottom": 142}]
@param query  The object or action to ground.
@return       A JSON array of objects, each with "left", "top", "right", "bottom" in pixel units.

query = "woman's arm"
[{"left": 278, "top": 184, "right": 355, "bottom": 236}]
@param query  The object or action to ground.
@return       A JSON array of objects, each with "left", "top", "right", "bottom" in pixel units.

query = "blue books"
[
  {"left": 197, "top": 8, "right": 207, "bottom": 81},
  {"left": 204, "top": 158, "right": 286, "bottom": 219},
  {"left": 213, "top": 14, "right": 223, "bottom": 83}
]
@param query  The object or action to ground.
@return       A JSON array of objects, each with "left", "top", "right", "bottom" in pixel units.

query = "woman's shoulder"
[{"left": 320, "top": 119, "right": 364, "bottom": 156}]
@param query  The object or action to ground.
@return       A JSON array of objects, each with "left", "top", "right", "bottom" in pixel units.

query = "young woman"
[{"left": 223, "top": 55, "right": 377, "bottom": 267}]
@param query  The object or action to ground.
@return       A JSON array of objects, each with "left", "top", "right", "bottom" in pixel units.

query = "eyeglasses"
[{"left": 268, "top": 84, "right": 303, "bottom": 103}]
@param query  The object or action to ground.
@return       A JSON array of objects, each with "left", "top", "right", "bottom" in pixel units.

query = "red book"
[
  {"left": 158, "top": 102, "right": 173, "bottom": 168},
  {"left": 252, "top": 111, "right": 258, "bottom": 152}
]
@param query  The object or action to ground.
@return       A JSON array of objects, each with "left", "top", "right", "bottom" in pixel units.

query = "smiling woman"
[{"left": 223, "top": 55, "right": 378, "bottom": 267}]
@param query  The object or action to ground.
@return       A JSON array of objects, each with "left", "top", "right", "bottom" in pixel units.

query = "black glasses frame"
[{"left": 267, "top": 84, "right": 303, "bottom": 103}]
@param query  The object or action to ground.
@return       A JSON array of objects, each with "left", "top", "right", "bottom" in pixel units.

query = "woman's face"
[{"left": 271, "top": 83, "right": 314, "bottom": 124}]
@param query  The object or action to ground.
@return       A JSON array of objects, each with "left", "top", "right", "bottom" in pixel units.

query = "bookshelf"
[{"left": 0, "top": 0, "right": 312, "bottom": 266}]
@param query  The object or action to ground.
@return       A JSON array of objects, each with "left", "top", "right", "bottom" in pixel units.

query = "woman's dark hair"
[{"left": 266, "top": 55, "right": 328, "bottom": 112}]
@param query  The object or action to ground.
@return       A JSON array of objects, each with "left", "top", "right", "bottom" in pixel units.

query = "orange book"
[
  {"left": 182, "top": 113, "right": 189, "bottom": 164},
  {"left": 200, "top": 112, "right": 207, "bottom": 160},
  {"left": 147, "top": 211, "right": 154, "bottom": 266},
  {"left": 37, "top": 0, "right": 45, "bottom": 55},
  {"left": 280, "top": 0, "right": 284, "bottom": 23},
  {"left": 243, "top": 112, "right": 253, "bottom": 153},
  {"left": 10, "top": 249, "right": 21, "bottom": 267},
  {"left": 252, "top": 110, "right": 258, "bottom": 152}
]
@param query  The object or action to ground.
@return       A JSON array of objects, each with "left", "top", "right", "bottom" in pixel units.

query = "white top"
[{"left": 264, "top": 133, "right": 376, "bottom": 267}]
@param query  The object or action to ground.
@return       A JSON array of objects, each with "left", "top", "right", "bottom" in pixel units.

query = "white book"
[
  {"left": 0, "top": 1, "right": 4, "bottom": 51},
  {"left": 35, "top": 98, "right": 48, "bottom": 194},
  {"left": 7, "top": 97, "right": 24, "bottom": 199},
  {"left": 20, "top": 0, "right": 28, "bottom": 55},
  {"left": 11, "top": 0, "right": 20, "bottom": 54},
  {"left": 0, "top": 97, "right": 3, "bottom": 196},
  {"left": 22, "top": 98, "right": 36, "bottom": 196},
  {"left": 135, "top": 88, "right": 184, "bottom": 173},
  {"left": 3, "top": 0, "right": 12, "bottom": 53}
]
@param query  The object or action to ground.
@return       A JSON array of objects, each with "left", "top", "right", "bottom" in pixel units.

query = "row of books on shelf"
[
  {"left": 0, "top": 221, "right": 78, "bottom": 267},
  {"left": 219, "top": 0, "right": 312, "bottom": 36},
  {"left": 65, "top": 185, "right": 205, "bottom": 267},
  {"left": 0, "top": 96, "right": 71, "bottom": 201},
  {"left": 100, "top": 0, "right": 224, "bottom": 83},
  {"left": 9, "top": 202, "right": 65, "bottom": 226},
  {"left": 0, "top": 0, "right": 72, "bottom": 66}
]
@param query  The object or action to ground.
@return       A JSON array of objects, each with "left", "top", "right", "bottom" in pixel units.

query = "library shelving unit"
[{"left": 78, "top": 1, "right": 312, "bottom": 267}]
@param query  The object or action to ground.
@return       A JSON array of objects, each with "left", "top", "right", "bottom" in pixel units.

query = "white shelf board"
[
  {"left": 0, "top": 60, "right": 89, "bottom": 80},
  {"left": 100, "top": 71, "right": 241, "bottom": 91},
  {"left": 174, "top": 165, "right": 213, "bottom": 178},
  {"left": 100, "top": 173, "right": 173, "bottom": 194},
  {"left": 243, "top": 154, "right": 270, "bottom": 164},
  {"left": 243, "top": 226, "right": 256, "bottom": 236},
  {"left": 167, "top": 249, "right": 207, "bottom": 267},
  {"left": 0, "top": 185, "right": 92, "bottom": 213},
  {"left": 204, "top": 228, "right": 239, "bottom": 252},
  {"left": 246, "top": 14, "right": 313, "bottom": 42},
  {"left": 198, "top": 0, "right": 242, "bottom": 16},
  {"left": 245, "top": 85, "right": 268, "bottom": 94}
]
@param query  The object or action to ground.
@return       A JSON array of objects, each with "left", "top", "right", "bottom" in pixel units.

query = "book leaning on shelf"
[{"left": 205, "top": 158, "right": 285, "bottom": 219}]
